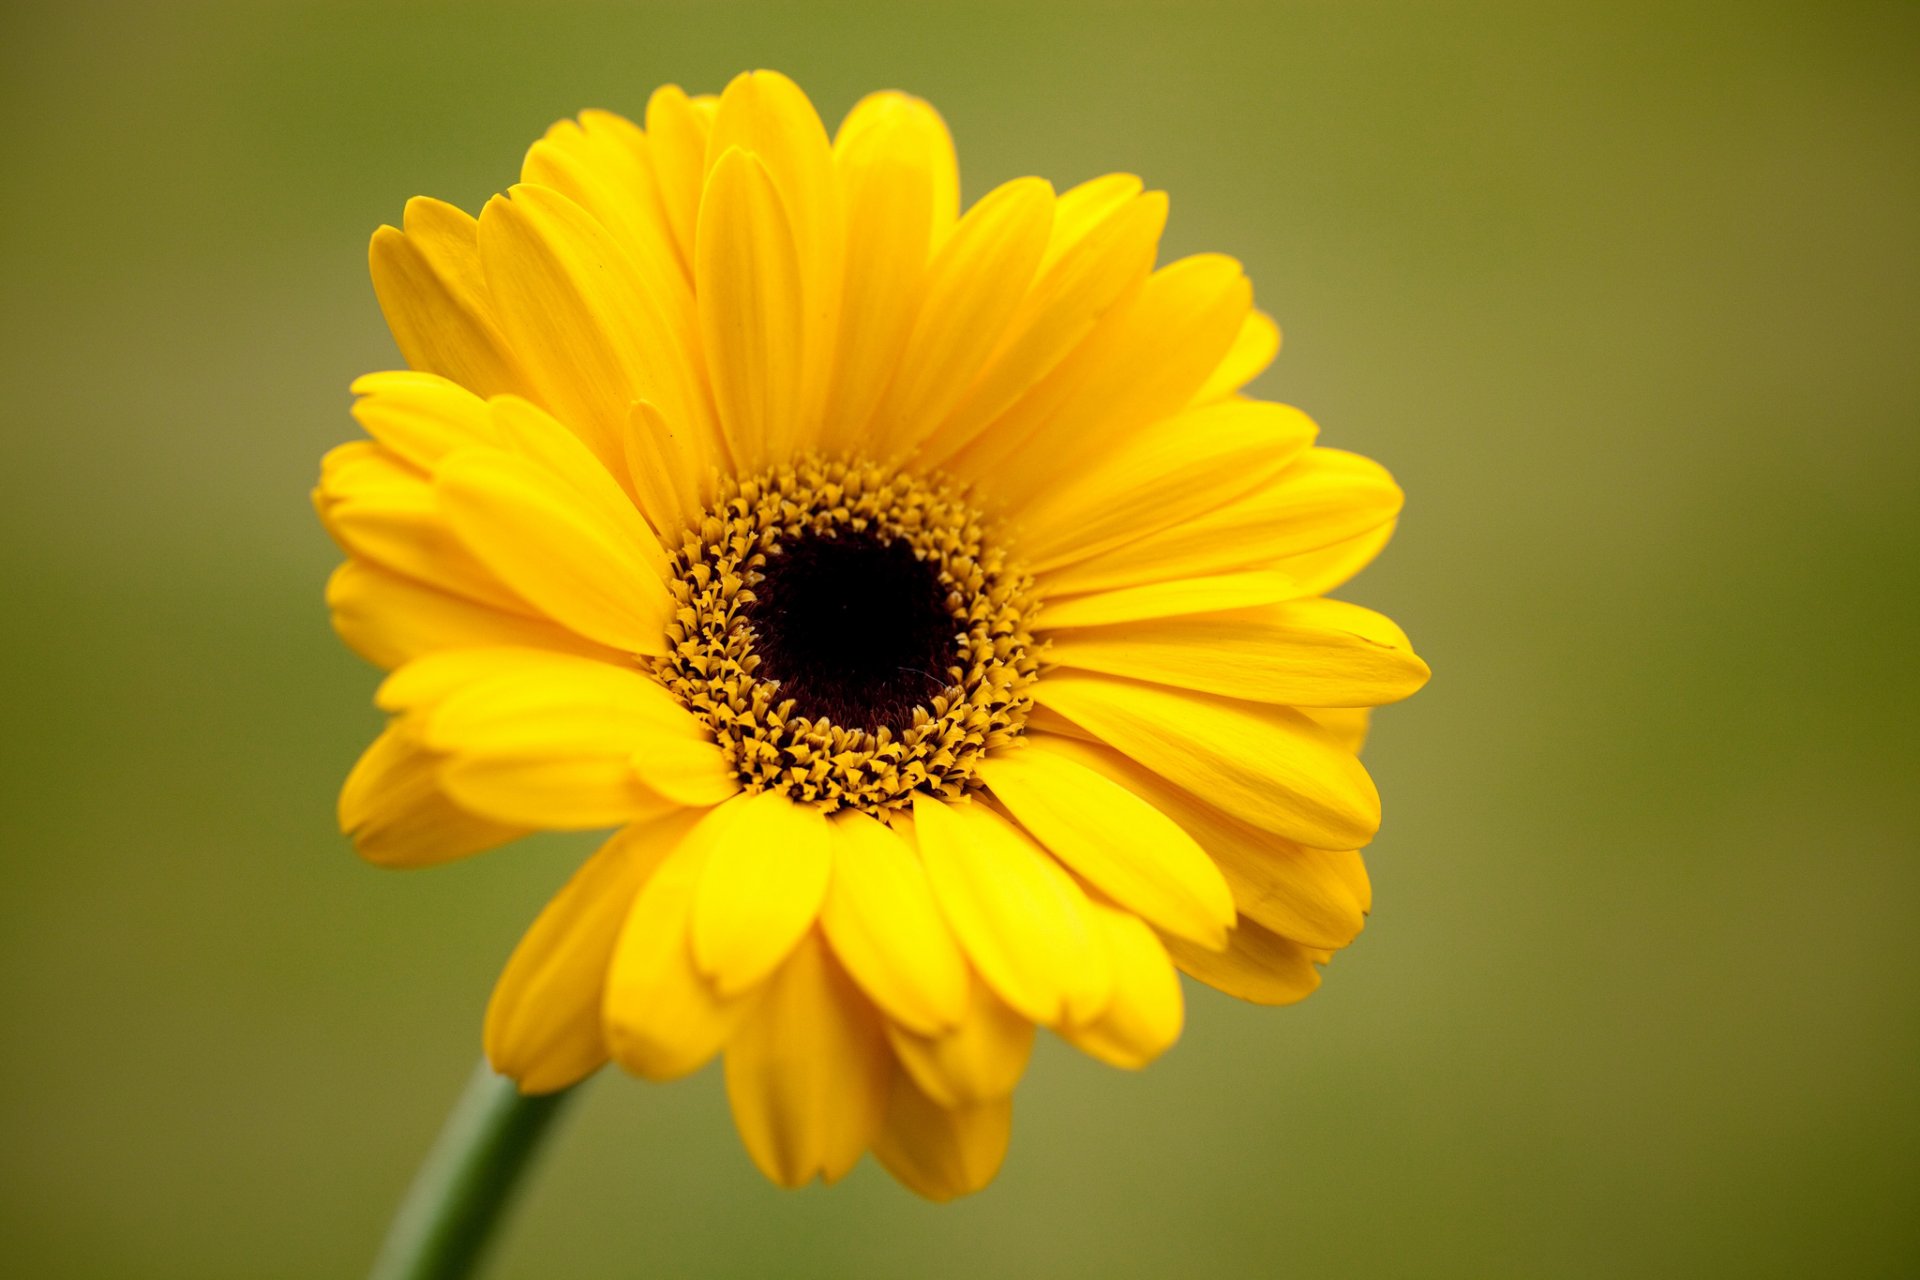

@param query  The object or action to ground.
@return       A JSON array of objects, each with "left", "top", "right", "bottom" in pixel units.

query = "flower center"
[{"left": 655, "top": 455, "right": 1041, "bottom": 814}]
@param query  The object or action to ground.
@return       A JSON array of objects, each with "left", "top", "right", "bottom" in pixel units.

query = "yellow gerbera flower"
[{"left": 317, "top": 70, "right": 1429, "bottom": 1201}]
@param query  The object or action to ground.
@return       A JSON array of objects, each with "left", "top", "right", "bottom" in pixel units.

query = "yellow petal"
[
  {"left": 1039, "top": 446, "right": 1404, "bottom": 597},
  {"left": 978, "top": 740, "right": 1234, "bottom": 948},
  {"left": 1015, "top": 398, "right": 1317, "bottom": 570},
  {"left": 434, "top": 448, "right": 673, "bottom": 655},
  {"left": 820, "top": 811, "right": 969, "bottom": 1035},
  {"left": 691, "top": 790, "right": 833, "bottom": 996},
  {"left": 1162, "top": 915, "right": 1324, "bottom": 1006},
  {"left": 1032, "top": 735, "right": 1369, "bottom": 949},
  {"left": 623, "top": 399, "right": 712, "bottom": 543},
  {"left": 1047, "top": 597, "right": 1430, "bottom": 708},
  {"left": 870, "top": 177, "right": 1056, "bottom": 456},
  {"left": 884, "top": 971, "right": 1035, "bottom": 1107},
  {"left": 326, "top": 560, "right": 611, "bottom": 671},
  {"left": 477, "top": 183, "right": 708, "bottom": 477},
  {"left": 724, "top": 931, "right": 890, "bottom": 1187},
  {"left": 369, "top": 197, "right": 529, "bottom": 398},
  {"left": 1034, "top": 674, "right": 1380, "bottom": 849},
  {"left": 819, "top": 91, "right": 953, "bottom": 453},
  {"left": 485, "top": 815, "right": 694, "bottom": 1093},
  {"left": 872, "top": 1072, "right": 1012, "bottom": 1202},
  {"left": 1280, "top": 518, "right": 1399, "bottom": 598},
  {"left": 918, "top": 185, "right": 1166, "bottom": 465},
  {"left": 338, "top": 724, "right": 528, "bottom": 867},
  {"left": 644, "top": 84, "right": 717, "bottom": 276},
  {"left": 911, "top": 794, "right": 1109, "bottom": 1026},
  {"left": 604, "top": 802, "right": 758, "bottom": 1080},
  {"left": 348, "top": 371, "right": 502, "bottom": 471},
  {"left": 520, "top": 110, "right": 678, "bottom": 281},
  {"left": 1302, "top": 705, "right": 1374, "bottom": 756},
  {"left": 1192, "top": 310, "right": 1281, "bottom": 404},
  {"left": 696, "top": 146, "right": 807, "bottom": 468},
  {"left": 1058, "top": 903, "right": 1184, "bottom": 1069},
  {"left": 1038, "top": 571, "right": 1299, "bottom": 631}
]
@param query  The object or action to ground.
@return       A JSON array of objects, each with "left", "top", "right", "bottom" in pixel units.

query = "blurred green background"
[{"left": 3, "top": 1, "right": 1916, "bottom": 1275}]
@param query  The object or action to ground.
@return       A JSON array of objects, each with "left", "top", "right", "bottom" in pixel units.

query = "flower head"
[{"left": 317, "top": 71, "right": 1428, "bottom": 1199}]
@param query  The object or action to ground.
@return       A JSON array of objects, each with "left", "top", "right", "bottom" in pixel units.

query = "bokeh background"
[{"left": 4, "top": 1, "right": 1916, "bottom": 1275}]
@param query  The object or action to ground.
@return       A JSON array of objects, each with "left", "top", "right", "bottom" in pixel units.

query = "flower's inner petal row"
[
  {"left": 691, "top": 790, "right": 832, "bottom": 994},
  {"left": 1038, "top": 446, "right": 1404, "bottom": 597},
  {"left": 485, "top": 813, "right": 695, "bottom": 1094},
  {"left": 655, "top": 456, "right": 1040, "bottom": 814},
  {"left": 1046, "top": 597, "right": 1431, "bottom": 708},
  {"left": 369, "top": 198, "right": 532, "bottom": 400},
  {"left": 820, "top": 811, "right": 970, "bottom": 1034},
  {"left": 723, "top": 930, "right": 890, "bottom": 1188},
  {"left": 871, "top": 1070, "right": 1013, "bottom": 1203},
  {"left": 1034, "top": 673, "right": 1381, "bottom": 850},
  {"left": 820, "top": 91, "right": 955, "bottom": 455}
]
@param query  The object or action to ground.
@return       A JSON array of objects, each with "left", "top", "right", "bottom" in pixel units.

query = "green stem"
[{"left": 369, "top": 1060, "right": 578, "bottom": 1280}]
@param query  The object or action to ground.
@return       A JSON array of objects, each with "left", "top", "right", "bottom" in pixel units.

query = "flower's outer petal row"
[
  {"left": 1057, "top": 902, "right": 1184, "bottom": 1069},
  {"left": 1037, "top": 570, "right": 1299, "bottom": 631},
  {"left": 485, "top": 813, "right": 697, "bottom": 1094},
  {"left": 696, "top": 147, "right": 808, "bottom": 469},
  {"left": 645, "top": 85, "right": 720, "bottom": 275},
  {"left": 691, "top": 790, "right": 832, "bottom": 995},
  {"left": 1048, "top": 597, "right": 1431, "bottom": 708},
  {"left": 916, "top": 178, "right": 1167, "bottom": 465},
  {"left": 820, "top": 812, "right": 970, "bottom": 1034},
  {"left": 1280, "top": 518, "right": 1400, "bottom": 599},
  {"left": 884, "top": 972, "right": 1035, "bottom": 1107},
  {"left": 1034, "top": 674, "right": 1380, "bottom": 850},
  {"left": 1035, "top": 735, "right": 1370, "bottom": 949},
  {"left": 977, "top": 740, "right": 1234, "bottom": 948},
  {"left": 869, "top": 177, "right": 1056, "bottom": 459},
  {"left": 949, "top": 253, "right": 1252, "bottom": 507},
  {"left": 1161, "top": 915, "right": 1326, "bottom": 1006},
  {"left": 326, "top": 561, "right": 612, "bottom": 670},
  {"left": 819, "top": 92, "right": 954, "bottom": 454},
  {"left": 347, "top": 370, "right": 505, "bottom": 470},
  {"left": 477, "top": 183, "right": 712, "bottom": 486},
  {"left": 1039, "top": 446, "right": 1404, "bottom": 597},
  {"left": 871, "top": 1071, "right": 1013, "bottom": 1203},
  {"left": 315, "top": 442, "right": 527, "bottom": 613},
  {"left": 435, "top": 448, "right": 674, "bottom": 656},
  {"left": 912, "top": 795, "right": 1111, "bottom": 1027},
  {"left": 1192, "top": 310, "right": 1281, "bottom": 404},
  {"left": 623, "top": 399, "right": 714, "bottom": 538},
  {"left": 706, "top": 71, "right": 844, "bottom": 449},
  {"left": 604, "top": 801, "right": 757, "bottom": 1080},
  {"left": 1303, "top": 706, "right": 1374, "bottom": 756},
  {"left": 339, "top": 724, "right": 529, "bottom": 867},
  {"left": 1015, "top": 398, "right": 1317, "bottom": 570},
  {"left": 369, "top": 198, "right": 531, "bottom": 400},
  {"left": 521, "top": 110, "right": 684, "bottom": 286},
  {"left": 724, "top": 931, "right": 891, "bottom": 1187}
]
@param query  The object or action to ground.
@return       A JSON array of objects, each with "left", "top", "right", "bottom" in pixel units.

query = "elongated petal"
[
  {"left": 872, "top": 1072, "right": 1012, "bottom": 1203},
  {"left": 1058, "top": 904, "right": 1184, "bottom": 1069},
  {"left": 1162, "top": 915, "right": 1324, "bottom": 1005},
  {"left": 912, "top": 794, "right": 1109, "bottom": 1026},
  {"left": 1030, "top": 735, "right": 1368, "bottom": 949},
  {"left": 1038, "top": 571, "right": 1298, "bottom": 631},
  {"left": 696, "top": 147, "right": 807, "bottom": 467},
  {"left": 978, "top": 741, "right": 1234, "bottom": 948},
  {"left": 724, "top": 931, "right": 890, "bottom": 1187},
  {"left": 884, "top": 972, "right": 1035, "bottom": 1107},
  {"left": 1016, "top": 398, "right": 1316, "bottom": 569},
  {"left": 326, "top": 560, "right": 610, "bottom": 670},
  {"left": 520, "top": 110, "right": 678, "bottom": 281},
  {"left": 1049, "top": 597, "right": 1430, "bottom": 708},
  {"left": 1042, "top": 447, "right": 1402, "bottom": 596},
  {"left": 348, "top": 371, "right": 502, "bottom": 471},
  {"left": 645, "top": 84, "right": 717, "bottom": 274},
  {"left": 485, "top": 814, "right": 695, "bottom": 1093},
  {"left": 1192, "top": 310, "right": 1280, "bottom": 403},
  {"left": 624, "top": 399, "right": 711, "bottom": 542},
  {"left": 1280, "top": 518, "right": 1399, "bottom": 598},
  {"left": 820, "top": 811, "right": 969, "bottom": 1034},
  {"left": 1034, "top": 674, "right": 1380, "bottom": 849},
  {"left": 870, "top": 177, "right": 1055, "bottom": 456},
  {"left": 369, "top": 197, "right": 529, "bottom": 398},
  {"left": 339, "top": 724, "right": 528, "bottom": 867},
  {"left": 692, "top": 790, "right": 832, "bottom": 995},
  {"left": 435, "top": 448, "right": 673, "bottom": 655},
  {"left": 603, "top": 802, "right": 757, "bottom": 1080}
]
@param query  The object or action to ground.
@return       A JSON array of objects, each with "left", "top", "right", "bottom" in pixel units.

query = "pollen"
[{"left": 654, "top": 455, "right": 1042, "bottom": 814}]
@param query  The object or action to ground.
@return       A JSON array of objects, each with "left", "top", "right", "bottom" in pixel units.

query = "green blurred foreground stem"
[{"left": 369, "top": 1061, "right": 578, "bottom": 1280}]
